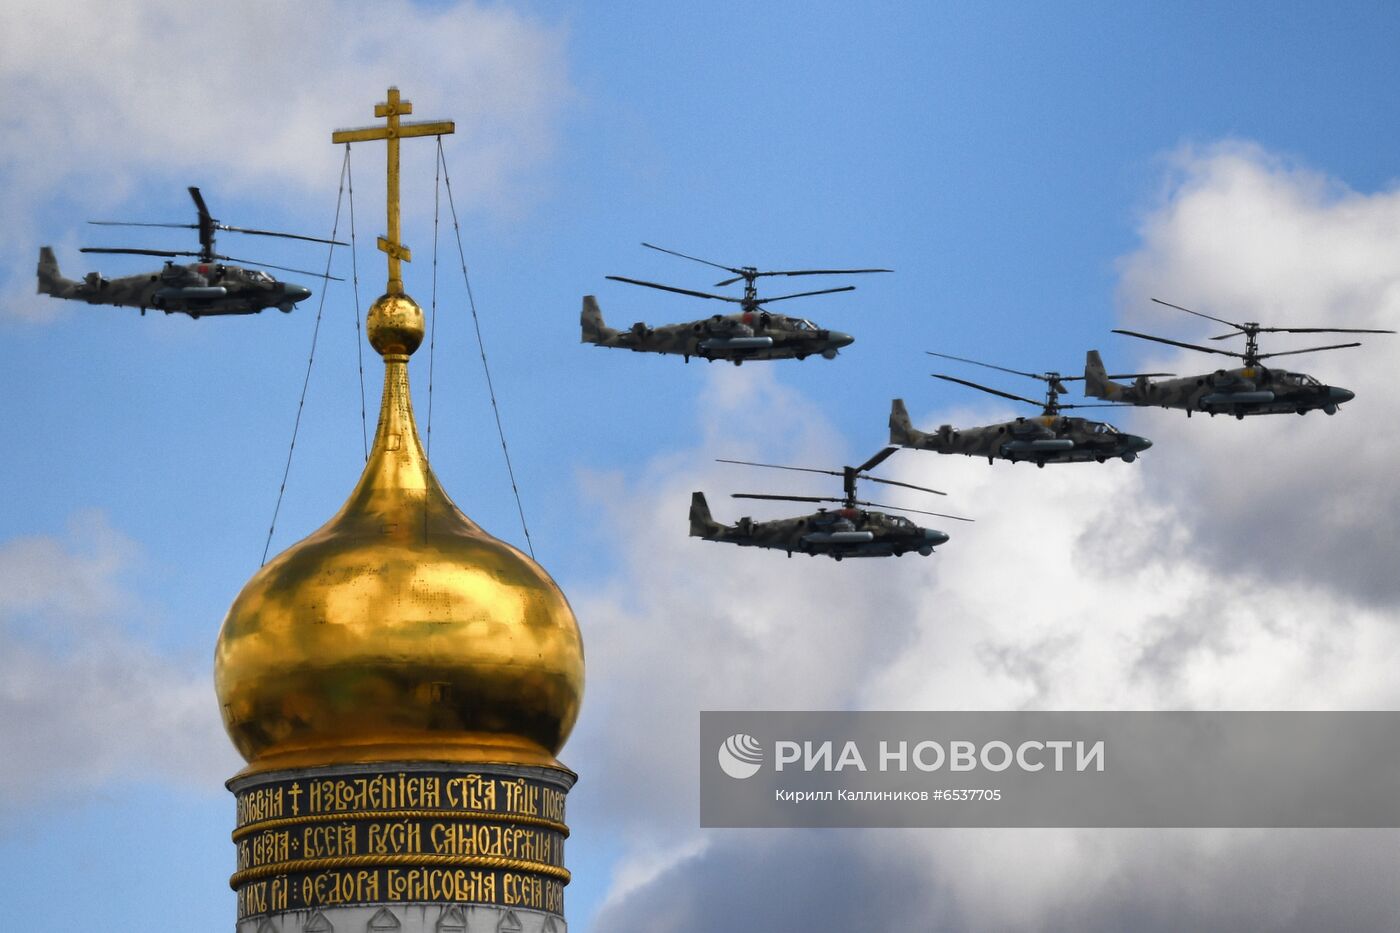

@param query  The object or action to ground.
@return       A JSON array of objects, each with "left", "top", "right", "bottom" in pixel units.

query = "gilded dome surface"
[{"left": 215, "top": 293, "right": 583, "bottom": 776}]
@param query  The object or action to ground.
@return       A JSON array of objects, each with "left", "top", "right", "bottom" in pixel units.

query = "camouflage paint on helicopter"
[
  {"left": 689, "top": 492, "right": 950, "bottom": 559},
  {"left": 889, "top": 399, "right": 1152, "bottom": 466},
  {"left": 1086, "top": 299, "right": 1393, "bottom": 418},
  {"left": 1084, "top": 350, "right": 1359, "bottom": 418},
  {"left": 581, "top": 295, "right": 853, "bottom": 364},
  {"left": 888, "top": 352, "right": 1155, "bottom": 467},
  {"left": 38, "top": 247, "right": 312, "bottom": 317},
  {"left": 688, "top": 448, "right": 970, "bottom": 560},
  {"left": 581, "top": 242, "right": 885, "bottom": 365},
  {"left": 36, "top": 187, "right": 341, "bottom": 318}
]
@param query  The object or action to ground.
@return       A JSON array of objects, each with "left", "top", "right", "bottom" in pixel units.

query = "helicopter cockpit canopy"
[
  {"left": 790, "top": 318, "right": 817, "bottom": 331},
  {"left": 1088, "top": 421, "right": 1120, "bottom": 434},
  {"left": 1276, "top": 371, "right": 1322, "bottom": 387}
]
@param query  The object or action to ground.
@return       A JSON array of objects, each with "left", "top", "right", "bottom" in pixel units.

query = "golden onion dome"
[{"left": 215, "top": 292, "right": 583, "bottom": 777}]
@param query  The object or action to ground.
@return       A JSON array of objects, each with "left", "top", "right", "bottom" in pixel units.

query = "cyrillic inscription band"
[
  {"left": 237, "top": 773, "right": 565, "bottom": 825},
  {"left": 231, "top": 770, "right": 569, "bottom": 919},
  {"left": 236, "top": 869, "right": 565, "bottom": 916},
  {"left": 236, "top": 820, "right": 564, "bottom": 870}
]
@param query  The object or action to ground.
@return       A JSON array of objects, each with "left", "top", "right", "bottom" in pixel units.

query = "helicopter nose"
[
  {"left": 924, "top": 528, "right": 950, "bottom": 546},
  {"left": 828, "top": 330, "right": 854, "bottom": 348},
  {"left": 288, "top": 285, "right": 312, "bottom": 303},
  {"left": 1329, "top": 386, "right": 1355, "bottom": 403},
  {"left": 1130, "top": 435, "right": 1153, "bottom": 452}
]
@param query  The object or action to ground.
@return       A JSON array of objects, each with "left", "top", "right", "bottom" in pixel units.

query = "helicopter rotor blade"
[
  {"left": 926, "top": 350, "right": 1047, "bottom": 381},
  {"left": 1112, "top": 329, "right": 1243, "bottom": 358},
  {"left": 1057, "top": 402, "right": 1147, "bottom": 410},
  {"left": 1150, "top": 297, "right": 1241, "bottom": 330},
  {"left": 1257, "top": 326, "right": 1395, "bottom": 335},
  {"left": 216, "top": 224, "right": 348, "bottom": 247},
  {"left": 731, "top": 493, "right": 837, "bottom": 504},
  {"left": 763, "top": 268, "right": 891, "bottom": 277},
  {"left": 88, "top": 221, "right": 198, "bottom": 230},
  {"left": 852, "top": 500, "right": 974, "bottom": 522},
  {"left": 213, "top": 254, "right": 344, "bottom": 281},
  {"left": 855, "top": 446, "right": 898, "bottom": 475},
  {"left": 716, "top": 268, "right": 892, "bottom": 287},
  {"left": 931, "top": 373, "right": 1043, "bottom": 408},
  {"left": 189, "top": 186, "right": 212, "bottom": 222},
  {"left": 861, "top": 475, "right": 947, "bottom": 497},
  {"left": 1253, "top": 342, "right": 1362, "bottom": 360},
  {"left": 753, "top": 285, "right": 856, "bottom": 304},
  {"left": 716, "top": 458, "right": 842, "bottom": 478},
  {"left": 81, "top": 247, "right": 199, "bottom": 258},
  {"left": 640, "top": 242, "right": 740, "bottom": 274},
  {"left": 606, "top": 275, "right": 740, "bottom": 303}
]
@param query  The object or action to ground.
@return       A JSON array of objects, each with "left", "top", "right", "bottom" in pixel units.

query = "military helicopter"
[
  {"left": 582, "top": 242, "right": 888, "bottom": 364},
  {"left": 689, "top": 447, "right": 970, "bottom": 559},
  {"left": 1087, "top": 298, "right": 1394, "bottom": 418},
  {"left": 36, "top": 187, "right": 344, "bottom": 318},
  {"left": 890, "top": 352, "right": 1160, "bottom": 467}
]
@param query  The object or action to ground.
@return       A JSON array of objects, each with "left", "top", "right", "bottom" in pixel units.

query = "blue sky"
[{"left": 6, "top": 2, "right": 1400, "bottom": 930}]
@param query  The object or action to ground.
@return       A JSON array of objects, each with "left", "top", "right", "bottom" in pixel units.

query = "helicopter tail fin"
[
  {"left": 36, "top": 247, "right": 75, "bottom": 296},
  {"left": 1084, "top": 349, "right": 1124, "bottom": 400},
  {"left": 689, "top": 491, "right": 722, "bottom": 538},
  {"left": 581, "top": 295, "right": 617, "bottom": 344},
  {"left": 889, "top": 398, "right": 918, "bottom": 446}
]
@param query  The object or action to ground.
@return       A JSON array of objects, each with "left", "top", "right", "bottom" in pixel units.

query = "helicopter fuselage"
[
  {"left": 1086, "top": 352, "right": 1353, "bottom": 417},
  {"left": 582, "top": 296, "right": 852, "bottom": 364},
  {"left": 38, "top": 248, "right": 312, "bottom": 317},
  {"left": 688, "top": 492, "right": 948, "bottom": 559},
  {"left": 889, "top": 399, "right": 1152, "bottom": 465}
]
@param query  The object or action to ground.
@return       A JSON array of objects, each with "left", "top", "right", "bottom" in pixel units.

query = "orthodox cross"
[{"left": 332, "top": 87, "right": 455, "bottom": 295}]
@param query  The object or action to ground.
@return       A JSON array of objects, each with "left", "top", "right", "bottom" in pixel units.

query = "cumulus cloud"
[
  {"left": 0, "top": 0, "right": 571, "bottom": 321},
  {"left": 1113, "top": 141, "right": 1400, "bottom": 605},
  {"left": 569, "top": 144, "right": 1400, "bottom": 931},
  {"left": 0, "top": 512, "right": 237, "bottom": 822}
]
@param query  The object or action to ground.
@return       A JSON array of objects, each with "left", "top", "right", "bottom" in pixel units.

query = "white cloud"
[
  {"left": 1115, "top": 141, "right": 1400, "bottom": 603},
  {"left": 0, "top": 0, "right": 571, "bottom": 321},
  {"left": 570, "top": 144, "right": 1400, "bottom": 930},
  {"left": 0, "top": 513, "right": 237, "bottom": 820}
]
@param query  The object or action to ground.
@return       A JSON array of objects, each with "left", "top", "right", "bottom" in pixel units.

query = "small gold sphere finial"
[{"left": 367, "top": 292, "right": 425, "bottom": 356}]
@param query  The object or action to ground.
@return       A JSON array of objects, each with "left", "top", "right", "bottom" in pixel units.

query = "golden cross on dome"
[{"left": 332, "top": 87, "right": 455, "bottom": 295}]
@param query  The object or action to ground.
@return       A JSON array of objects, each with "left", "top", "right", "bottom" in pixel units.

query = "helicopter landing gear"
[
  {"left": 732, "top": 359, "right": 743, "bottom": 366},
  {"left": 1121, "top": 452, "right": 1137, "bottom": 463},
  {"left": 1324, "top": 404, "right": 1338, "bottom": 415},
  {"left": 833, "top": 553, "right": 843, "bottom": 561}
]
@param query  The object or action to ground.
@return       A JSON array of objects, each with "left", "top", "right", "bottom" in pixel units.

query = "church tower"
[{"left": 215, "top": 88, "right": 584, "bottom": 933}]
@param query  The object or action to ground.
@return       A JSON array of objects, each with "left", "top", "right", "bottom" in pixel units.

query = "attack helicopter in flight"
[
  {"left": 37, "top": 187, "right": 344, "bottom": 318},
  {"left": 582, "top": 242, "right": 888, "bottom": 364},
  {"left": 1087, "top": 298, "right": 1393, "bottom": 418},
  {"left": 889, "top": 352, "right": 1161, "bottom": 467},
  {"left": 689, "top": 447, "right": 971, "bottom": 559}
]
